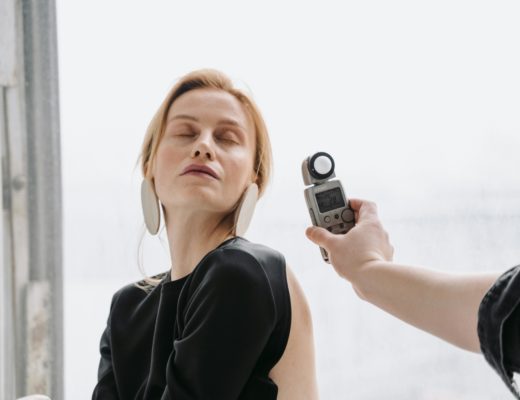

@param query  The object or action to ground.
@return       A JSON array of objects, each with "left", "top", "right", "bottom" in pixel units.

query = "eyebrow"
[
  {"left": 169, "top": 114, "right": 198, "bottom": 123},
  {"left": 169, "top": 114, "right": 247, "bottom": 131}
]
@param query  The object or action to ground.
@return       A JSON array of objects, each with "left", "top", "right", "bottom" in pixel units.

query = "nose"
[{"left": 191, "top": 131, "right": 215, "bottom": 160}]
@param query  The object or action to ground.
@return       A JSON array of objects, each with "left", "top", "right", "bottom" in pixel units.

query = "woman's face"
[{"left": 152, "top": 88, "right": 256, "bottom": 216}]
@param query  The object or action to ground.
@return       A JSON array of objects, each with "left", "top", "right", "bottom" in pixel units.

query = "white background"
[{"left": 57, "top": 1, "right": 520, "bottom": 398}]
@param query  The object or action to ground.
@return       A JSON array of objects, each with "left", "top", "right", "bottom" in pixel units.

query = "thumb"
[{"left": 305, "top": 226, "right": 335, "bottom": 248}]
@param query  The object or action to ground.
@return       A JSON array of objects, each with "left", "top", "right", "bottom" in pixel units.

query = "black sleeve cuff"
[{"left": 478, "top": 264, "right": 520, "bottom": 399}]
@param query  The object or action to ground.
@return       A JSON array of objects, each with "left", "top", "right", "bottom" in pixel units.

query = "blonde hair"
[{"left": 134, "top": 69, "right": 273, "bottom": 290}]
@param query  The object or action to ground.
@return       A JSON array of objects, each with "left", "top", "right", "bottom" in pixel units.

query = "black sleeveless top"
[{"left": 92, "top": 237, "right": 291, "bottom": 399}]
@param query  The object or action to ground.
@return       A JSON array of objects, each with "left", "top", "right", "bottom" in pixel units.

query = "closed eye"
[
  {"left": 216, "top": 130, "right": 240, "bottom": 144},
  {"left": 217, "top": 136, "right": 237, "bottom": 144},
  {"left": 176, "top": 132, "right": 196, "bottom": 137}
]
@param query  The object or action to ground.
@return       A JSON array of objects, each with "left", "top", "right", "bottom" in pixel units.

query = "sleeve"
[
  {"left": 92, "top": 291, "right": 122, "bottom": 400},
  {"left": 478, "top": 264, "right": 520, "bottom": 399},
  {"left": 162, "top": 249, "right": 277, "bottom": 399}
]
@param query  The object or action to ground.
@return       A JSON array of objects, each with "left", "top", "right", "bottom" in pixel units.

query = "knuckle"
[
  {"left": 368, "top": 201, "right": 378, "bottom": 210},
  {"left": 371, "top": 220, "right": 384, "bottom": 230}
]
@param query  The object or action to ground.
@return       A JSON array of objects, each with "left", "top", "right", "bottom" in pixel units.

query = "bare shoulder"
[{"left": 270, "top": 263, "right": 320, "bottom": 400}]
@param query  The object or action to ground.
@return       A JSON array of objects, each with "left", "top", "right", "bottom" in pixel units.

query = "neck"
[{"left": 165, "top": 207, "right": 235, "bottom": 281}]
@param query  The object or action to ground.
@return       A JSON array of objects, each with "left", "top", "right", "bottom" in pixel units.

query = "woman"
[
  {"left": 306, "top": 198, "right": 520, "bottom": 398},
  {"left": 92, "top": 69, "right": 320, "bottom": 399}
]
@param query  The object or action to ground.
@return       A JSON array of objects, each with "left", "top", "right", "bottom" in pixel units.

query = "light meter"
[{"left": 302, "top": 151, "right": 355, "bottom": 263}]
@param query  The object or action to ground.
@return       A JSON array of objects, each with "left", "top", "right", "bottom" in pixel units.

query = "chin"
[{"left": 174, "top": 192, "right": 226, "bottom": 210}]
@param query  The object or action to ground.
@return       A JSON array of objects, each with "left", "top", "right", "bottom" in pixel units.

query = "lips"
[{"left": 181, "top": 164, "right": 219, "bottom": 179}]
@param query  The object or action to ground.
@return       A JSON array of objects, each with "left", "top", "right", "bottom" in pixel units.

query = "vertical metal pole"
[
  {"left": 1, "top": 86, "right": 16, "bottom": 400},
  {"left": 1, "top": 0, "right": 21, "bottom": 398},
  {"left": 22, "top": 0, "right": 63, "bottom": 396},
  {"left": 1, "top": 0, "right": 63, "bottom": 398}
]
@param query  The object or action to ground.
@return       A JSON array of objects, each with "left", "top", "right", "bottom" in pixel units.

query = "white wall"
[{"left": 57, "top": 1, "right": 520, "bottom": 398}]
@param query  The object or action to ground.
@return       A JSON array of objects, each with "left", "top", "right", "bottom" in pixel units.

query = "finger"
[
  {"left": 349, "top": 198, "right": 379, "bottom": 222},
  {"left": 347, "top": 198, "right": 365, "bottom": 211},
  {"left": 305, "top": 226, "right": 336, "bottom": 248}
]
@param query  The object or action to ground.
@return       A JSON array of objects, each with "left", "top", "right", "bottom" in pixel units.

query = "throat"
[{"left": 170, "top": 234, "right": 236, "bottom": 281}]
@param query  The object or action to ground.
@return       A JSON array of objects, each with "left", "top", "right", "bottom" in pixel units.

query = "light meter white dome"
[{"left": 313, "top": 155, "right": 333, "bottom": 175}]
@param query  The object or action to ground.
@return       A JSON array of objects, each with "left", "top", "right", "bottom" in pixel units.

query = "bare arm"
[
  {"left": 270, "top": 265, "right": 320, "bottom": 399},
  {"left": 354, "top": 260, "right": 499, "bottom": 352},
  {"left": 305, "top": 198, "right": 500, "bottom": 353}
]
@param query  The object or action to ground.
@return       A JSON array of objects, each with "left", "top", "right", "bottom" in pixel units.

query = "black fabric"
[
  {"left": 478, "top": 264, "right": 520, "bottom": 399},
  {"left": 92, "top": 237, "right": 291, "bottom": 400}
]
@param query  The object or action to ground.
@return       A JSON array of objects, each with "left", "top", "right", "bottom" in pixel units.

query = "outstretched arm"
[{"left": 305, "top": 198, "right": 499, "bottom": 352}]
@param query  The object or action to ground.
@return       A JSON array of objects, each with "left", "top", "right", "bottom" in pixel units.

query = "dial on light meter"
[{"left": 302, "top": 152, "right": 355, "bottom": 263}]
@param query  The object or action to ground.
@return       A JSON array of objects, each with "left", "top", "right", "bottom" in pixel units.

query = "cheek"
[
  {"left": 222, "top": 149, "right": 255, "bottom": 187},
  {"left": 153, "top": 145, "right": 182, "bottom": 180},
  {"left": 156, "top": 143, "right": 179, "bottom": 166}
]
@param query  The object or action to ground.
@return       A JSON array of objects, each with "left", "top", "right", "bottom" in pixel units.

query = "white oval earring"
[
  {"left": 141, "top": 177, "right": 161, "bottom": 235},
  {"left": 234, "top": 183, "right": 258, "bottom": 237}
]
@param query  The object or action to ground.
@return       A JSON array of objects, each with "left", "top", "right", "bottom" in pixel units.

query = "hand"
[{"left": 305, "top": 199, "right": 394, "bottom": 284}]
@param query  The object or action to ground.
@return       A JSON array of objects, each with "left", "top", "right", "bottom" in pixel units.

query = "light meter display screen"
[{"left": 315, "top": 187, "right": 345, "bottom": 213}]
